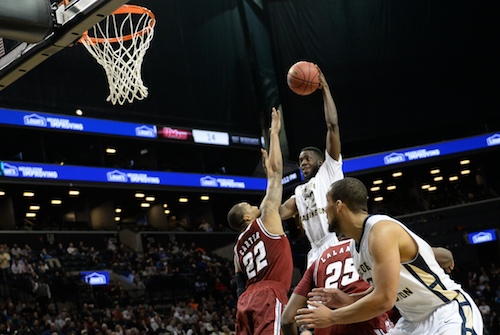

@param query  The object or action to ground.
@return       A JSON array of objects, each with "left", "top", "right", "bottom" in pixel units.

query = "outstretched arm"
[
  {"left": 260, "top": 107, "right": 283, "bottom": 235},
  {"left": 280, "top": 195, "right": 298, "bottom": 220},
  {"left": 317, "top": 66, "right": 341, "bottom": 161}
]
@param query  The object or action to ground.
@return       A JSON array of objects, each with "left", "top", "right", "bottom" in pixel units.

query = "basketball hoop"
[{"left": 79, "top": 5, "right": 155, "bottom": 105}]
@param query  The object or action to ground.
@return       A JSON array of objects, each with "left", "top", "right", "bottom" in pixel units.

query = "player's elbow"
[
  {"left": 379, "top": 299, "right": 396, "bottom": 314},
  {"left": 371, "top": 290, "right": 397, "bottom": 314},
  {"left": 281, "top": 311, "right": 296, "bottom": 332},
  {"left": 326, "top": 121, "right": 339, "bottom": 132},
  {"left": 377, "top": 294, "right": 397, "bottom": 313}
]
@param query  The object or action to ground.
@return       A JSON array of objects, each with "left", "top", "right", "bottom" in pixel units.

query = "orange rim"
[{"left": 80, "top": 5, "right": 155, "bottom": 44}]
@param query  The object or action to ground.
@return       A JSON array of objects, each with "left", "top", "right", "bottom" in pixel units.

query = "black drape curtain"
[{"left": 265, "top": 0, "right": 499, "bottom": 158}]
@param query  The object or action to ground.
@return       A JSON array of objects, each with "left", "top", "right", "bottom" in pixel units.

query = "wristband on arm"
[{"left": 236, "top": 272, "right": 246, "bottom": 297}]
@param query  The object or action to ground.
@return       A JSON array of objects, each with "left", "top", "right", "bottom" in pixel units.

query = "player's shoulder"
[{"left": 324, "top": 151, "right": 342, "bottom": 164}]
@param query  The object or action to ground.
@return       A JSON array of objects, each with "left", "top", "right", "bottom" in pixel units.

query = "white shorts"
[
  {"left": 389, "top": 291, "right": 483, "bottom": 335},
  {"left": 306, "top": 233, "right": 339, "bottom": 268}
]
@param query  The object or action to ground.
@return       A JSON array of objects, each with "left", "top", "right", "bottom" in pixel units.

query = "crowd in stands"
[
  {"left": 1, "top": 237, "right": 499, "bottom": 335},
  {"left": 466, "top": 263, "right": 500, "bottom": 335},
  {"left": 0, "top": 239, "right": 238, "bottom": 335}
]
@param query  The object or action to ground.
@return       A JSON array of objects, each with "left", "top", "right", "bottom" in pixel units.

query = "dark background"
[{"left": 0, "top": 0, "right": 498, "bottom": 163}]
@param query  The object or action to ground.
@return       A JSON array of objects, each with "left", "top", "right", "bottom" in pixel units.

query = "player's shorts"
[
  {"left": 306, "top": 233, "right": 339, "bottom": 268},
  {"left": 389, "top": 291, "right": 483, "bottom": 335},
  {"left": 236, "top": 280, "right": 289, "bottom": 335}
]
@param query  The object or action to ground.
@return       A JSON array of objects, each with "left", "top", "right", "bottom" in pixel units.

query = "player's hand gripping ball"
[{"left": 287, "top": 61, "right": 320, "bottom": 96}]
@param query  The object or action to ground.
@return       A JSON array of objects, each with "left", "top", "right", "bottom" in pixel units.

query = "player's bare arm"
[
  {"left": 281, "top": 293, "right": 307, "bottom": 335},
  {"left": 316, "top": 65, "right": 341, "bottom": 161},
  {"left": 307, "top": 286, "right": 374, "bottom": 309},
  {"left": 279, "top": 195, "right": 298, "bottom": 220},
  {"left": 260, "top": 107, "right": 283, "bottom": 235}
]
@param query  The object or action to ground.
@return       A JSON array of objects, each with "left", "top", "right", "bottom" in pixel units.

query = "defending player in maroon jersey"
[
  {"left": 234, "top": 218, "right": 293, "bottom": 289},
  {"left": 228, "top": 108, "right": 293, "bottom": 335},
  {"left": 282, "top": 238, "right": 393, "bottom": 335}
]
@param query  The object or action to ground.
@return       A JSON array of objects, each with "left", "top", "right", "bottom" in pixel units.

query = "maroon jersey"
[
  {"left": 294, "top": 239, "right": 394, "bottom": 335},
  {"left": 234, "top": 218, "right": 293, "bottom": 290}
]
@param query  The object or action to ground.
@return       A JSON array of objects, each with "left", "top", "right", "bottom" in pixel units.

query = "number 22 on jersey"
[{"left": 242, "top": 240, "right": 268, "bottom": 280}]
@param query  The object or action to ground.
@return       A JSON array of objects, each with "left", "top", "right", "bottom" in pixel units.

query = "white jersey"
[
  {"left": 294, "top": 151, "right": 343, "bottom": 250},
  {"left": 351, "top": 215, "right": 483, "bottom": 334},
  {"left": 295, "top": 151, "right": 343, "bottom": 267}
]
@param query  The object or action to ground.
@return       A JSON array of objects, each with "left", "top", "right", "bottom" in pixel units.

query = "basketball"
[{"left": 287, "top": 61, "right": 320, "bottom": 96}]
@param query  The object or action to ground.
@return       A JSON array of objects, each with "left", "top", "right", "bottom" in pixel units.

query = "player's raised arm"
[
  {"left": 317, "top": 65, "right": 341, "bottom": 161},
  {"left": 260, "top": 107, "right": 283, "bottom": 235}
]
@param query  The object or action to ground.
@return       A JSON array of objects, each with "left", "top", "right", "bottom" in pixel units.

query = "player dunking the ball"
[
  {"left": 228, "top": 107, "right": 293, "bottom": 335},
  {"left": 280, "top": 65, "right": 344, "bottom": 268}
]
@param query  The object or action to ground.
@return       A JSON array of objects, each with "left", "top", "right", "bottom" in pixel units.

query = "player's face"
[
  {"left": 299, "top": 150, "right": 320, "bottom": 179},
  {"left": 326, "top": 194, "right": 341, "bottom": 233},
  {"left": 243, "top": 202, "right": 261, "bottom": 219}
]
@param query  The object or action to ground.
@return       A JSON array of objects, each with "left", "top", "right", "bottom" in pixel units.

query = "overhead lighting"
[
  {"left": 428, "top": 186, "right": 437, "bottom": 191},
  {"left": 135, "top": 192, "right": 145, "bottom": 198},
  {"left": 106, "top": 147, "right": 116, "bottom": 154},
  {"left": 200, "top": 195, "right": 210, "bottom": 201},
  {"left": 373, "top": 179, "right": 383, "bottom": 185},
  {"left": 145, "top": 196, "right": 155, "bottom": 202},
  {"left": 163, "top": 203, "right": 168, "bottom": 208},
  {"left": 460, "top": 159, "right": 470, "bottom": 165},
  {"left": 421, "top": 184, "right": 430, "bottom": 190},
  {"left": 164, "top": 209, "right": 171, "bottom": 215},
  {"left": 51, "top": 199, "right": 62, "bottom": 205},
  {"left": 449, "top": 175, "right": 459, "bottom": 182},
  {"left": 387, "top": 185, "right": 396, "bottom": 191},
  {"left": 374, "top": 196, "right": 383, "bottom": 202},
  {"left": 179, "top": 197, "right": 188, "bottom": 203},
  {"left": 69, "top": 190, "right": 80, "bottom": 196},
  {"left": 370, "top": 186, "right": 380, "bottom": 192},
  {"left": 140, "top": 203, "right": 150, "bottom": 208},
  {"left": 75, "top": 109, "right": 83, "bottom": 116},
  {"left": 392, "top": 172, "right": 403, "bottom": 178},
  {"left": 114, "top": 217, "right": 120, "bottom": 221},
  {"left": 430, "top": 169, "right": 440, "bottom": 175},
  {"left": 23, "top": 191, "right": 35, "bottom": 197},
  {"left": 433, "top": 176, "right": 444, "bottom": 182},
  {"left": 29, "top": 205, "right": 40, "bottom": 211},
  {"left": 26, "top": 213, "right": 36, "bottom": 218},
  {"left": 115, "top": 208, "right": 122, "bottom": 213},
  {"left": 0, "top": 190, "right": 5, "bottom": 196},
  {"left": 461, "top": 169, "right": 471, "bottom": 175}
]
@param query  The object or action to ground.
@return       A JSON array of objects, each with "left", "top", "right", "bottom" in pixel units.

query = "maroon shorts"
[{"left": 236, "top": 281, "right": 289, "bottom": 335}]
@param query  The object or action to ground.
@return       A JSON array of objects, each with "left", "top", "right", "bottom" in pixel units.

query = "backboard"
[{"left": 0, "top": 0, "right": 129, "bottom": 91}]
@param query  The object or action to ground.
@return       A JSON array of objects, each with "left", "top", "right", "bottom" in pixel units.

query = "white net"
[{"left": 80, "top": 6, "right": 155, "bottom": 105}]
